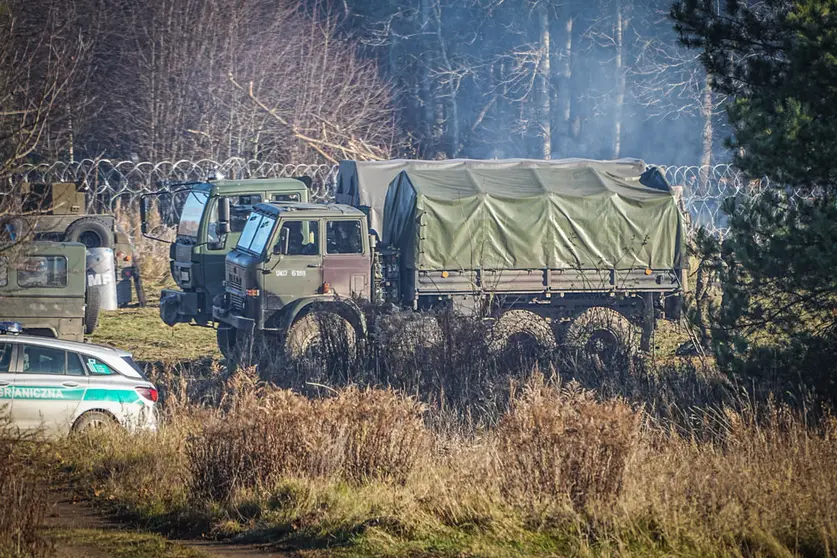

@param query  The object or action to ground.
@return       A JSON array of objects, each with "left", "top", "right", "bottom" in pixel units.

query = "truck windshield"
[
  {"left": 177, "top": 191, "right": 209, "bottom": 237},
  {"left": 236, "top": 213, "right": 276, "bottom": 255}
]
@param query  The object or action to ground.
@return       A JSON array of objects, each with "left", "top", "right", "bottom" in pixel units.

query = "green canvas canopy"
[
  {"left": 382, "top": 166, "right": 684, "bottom": 272},
  {"left": 335, "top": 158, "right": 649, "bottom": 236}
]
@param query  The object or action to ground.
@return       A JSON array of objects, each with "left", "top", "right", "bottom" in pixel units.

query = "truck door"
[
  {"left": 269, "top": 219, "right": 323, "bottom": 304},
  {"left": 11, "top": 344, "right": 88, "bottom": 434},
  {"left": 322, "top": 219, "right": 369, "bottom": 299},
  {"left": 204, "top": 195, "right": 262, "bottom": 299}
]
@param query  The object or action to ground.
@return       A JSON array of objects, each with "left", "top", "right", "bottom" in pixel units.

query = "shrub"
[
  {"left": 495, "top": 373, "right": 640, "bottom": 511},
  {"left": 187, "top": 384, "right": 429, "bottom": 503}
]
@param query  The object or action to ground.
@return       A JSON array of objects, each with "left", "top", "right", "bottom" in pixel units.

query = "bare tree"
[{"left": 0, "top": 0, "right": 91, "bottom": 181}]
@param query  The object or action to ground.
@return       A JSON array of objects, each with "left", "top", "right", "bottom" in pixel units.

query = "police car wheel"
[{"left": 72, "top": 410, "right": 118, "bottom": 433}]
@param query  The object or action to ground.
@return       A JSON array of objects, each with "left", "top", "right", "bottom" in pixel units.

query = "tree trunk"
[
  {"left": 557, "top": 13, "right": 573, "bottom": 157},
  {"left": 433, "top": 0, "right": 459, "bottom": 157},
  {"left": 419, "top": 0, "right": 436, "bottom": 153},
  {"left": 699, "top": 71, "right": 713, "bottom": 194},
  {"left": 612, "top": 0, "right": 626, "bottom": 159},
  {"left": 537, "top": 2, "right": 551, "bottom": 159}
]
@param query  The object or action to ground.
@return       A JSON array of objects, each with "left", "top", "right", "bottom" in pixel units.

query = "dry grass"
[
  {"left": 496, "top": 374, "right": 640, "bottom": 511},
  {"left": 0, "top": 420, "right": 52, "bottom": 558},
  {"left": 51, "top": 360, "right": 837, "bottom": 557},
  {"left": 187, "top": 369, "right": 430, "bottom": 503}
]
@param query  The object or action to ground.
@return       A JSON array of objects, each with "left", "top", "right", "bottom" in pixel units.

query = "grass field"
[
  {"left": 44, "top": 306, "right": 836, "bottom": 557},
  {"left": 3, "top": 296, "right": 834, "bottom": 557}
]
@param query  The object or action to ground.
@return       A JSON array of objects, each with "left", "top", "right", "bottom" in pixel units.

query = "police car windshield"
[{"left": 236, "top": 213, "right": 276, "bottom": 256}]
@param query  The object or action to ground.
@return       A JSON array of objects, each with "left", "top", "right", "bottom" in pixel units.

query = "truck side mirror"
[{"left": 218, "top": 198, "right": 231, "bottom": 235}]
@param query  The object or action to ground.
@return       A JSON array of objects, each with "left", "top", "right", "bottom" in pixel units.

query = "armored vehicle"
[
  {"left": 214, "top": 162, "right": 686, "bottom": 363},
  {"left": 140, "top": 176, "right": 311, "bottom": 327},
  {"left": 0, "top": 241, "right": 96, "bottom": 341},
  {"left": 0, "top": 182, "right": 139, "bottom": 307}
]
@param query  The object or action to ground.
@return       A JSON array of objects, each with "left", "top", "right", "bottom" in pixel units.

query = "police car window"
[
  {"left": 326, "top": 220, "right": 363, "bottom": 254},
  {"left": 17, "top": 256, "right": 67, "bottom": 288},
  {"left": 0, "top": 256, "right": 7, "bottom": 287},
  {"left": 22, "top": 345, "right": 68, "bottom": 375},
  {"left": 67, "top": 353, "right": 85, "bottom": 376},
  {"left": 85, "top": 356, "right": 115, "bottom": 376},
  {"left": 0, "top": 343, "right": 12, "bottom": 373}
]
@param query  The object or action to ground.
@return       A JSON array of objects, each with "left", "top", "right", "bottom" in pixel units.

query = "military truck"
[
  {"left": 140, "top": 176, "right": 311, "bottom": 328},
  {"left": 213, "top": 163, "right": 686, "bottom": 364},
  {"left": 0, "top": 241, "right": 96, "bottom": 341},
  {"left": 0, "top": 182, "right": 139, "bottom": 307}
]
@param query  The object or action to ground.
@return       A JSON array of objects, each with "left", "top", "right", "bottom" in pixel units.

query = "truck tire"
[
  {"left": 489, "top": 309, "right": 556, "bottom": 354},
  {"left": 285, "top": 312, "right": 357, "bottom": 363},
  {"left": 84, "top": 287, "right": 101, "bottom": 335},
  {"left": 375, "top": 313, "right": 443, "bottom": 357},
  {"left": 564, "top": 307, "right": 637, "bottom": 359},
  {"left": 217, "top": 325, "right": 238, "bottom": 361},
  {"left": 65, "top": 217, "right": 113, "bottom": 249}
]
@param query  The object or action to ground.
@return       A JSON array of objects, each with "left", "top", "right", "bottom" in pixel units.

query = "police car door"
[
  {"left": 12, "top": 344, "right": 88, "bottom": 434},
  {"left": 0, "top": 342, "right": 15, "bottom": 422}
]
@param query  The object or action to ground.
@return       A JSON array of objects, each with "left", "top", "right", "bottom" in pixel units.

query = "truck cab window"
[
  {"left": 326, "top": 220, "right": 363, "bottom": 254},
  {"left": 208, "top": 195, "right": 263, "bottom": 243},
  {"left": 17, "top": 256, "right": 67, "bottom": 288},
  {"left": 277, "top": 221, "right": 319, "bottom": 256}
]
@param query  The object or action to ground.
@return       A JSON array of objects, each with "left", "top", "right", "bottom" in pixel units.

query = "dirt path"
[{"left": 44, "top": 491, "right": 302, "bottom": 558}]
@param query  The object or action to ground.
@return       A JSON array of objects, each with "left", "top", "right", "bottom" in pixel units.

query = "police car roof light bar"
[{"left": 0, "top": 322, "right": 23, "bottom": 335}]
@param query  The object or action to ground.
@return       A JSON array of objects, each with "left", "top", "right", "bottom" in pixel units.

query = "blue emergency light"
[{"left": 0, "top": 322, "right": 23, "bottom": 335}]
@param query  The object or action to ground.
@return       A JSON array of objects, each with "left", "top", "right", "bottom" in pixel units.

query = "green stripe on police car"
[{"left": 0, "top": 386, "right": 141, "bottom": 403}]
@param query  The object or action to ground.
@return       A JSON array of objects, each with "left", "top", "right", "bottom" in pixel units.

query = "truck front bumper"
[
  {"left": 212, "top": 303, "right": 255, "bottom": 331},
  {"left": 160, "top": 289, "right": 202, "bottom": 326}
]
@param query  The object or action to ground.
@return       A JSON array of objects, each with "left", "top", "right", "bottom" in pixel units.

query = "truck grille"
[
  {"left": 230, "top": 293, "right": 245, "bottom": 311},
  {"left": 227, "top": 265, "right": 243, "bottom": 288}
]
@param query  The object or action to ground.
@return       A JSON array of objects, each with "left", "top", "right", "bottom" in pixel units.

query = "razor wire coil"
[{"left": 13, "top": 158, "right": 768, "bottom": 238}]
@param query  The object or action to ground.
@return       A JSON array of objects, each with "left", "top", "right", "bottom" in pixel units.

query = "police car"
[{"left": 0, "top": 322, "right": 158, "bottom": 435}]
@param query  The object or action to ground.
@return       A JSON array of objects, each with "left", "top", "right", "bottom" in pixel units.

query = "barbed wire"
[{"left": 13, "top": 158, "right": 768, "bottom": 237}]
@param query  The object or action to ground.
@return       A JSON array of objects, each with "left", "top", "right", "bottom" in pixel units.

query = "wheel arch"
[
  {"left": 274, "top": 296, "right": 367, "bottom": 338},
  {"left": 72, "top": 407, "right": 120, "bottom": 430}
]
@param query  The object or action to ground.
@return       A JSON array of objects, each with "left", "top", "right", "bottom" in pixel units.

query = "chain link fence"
[{"left": 13, "top": 158, "right": 766, "bottom": 237}]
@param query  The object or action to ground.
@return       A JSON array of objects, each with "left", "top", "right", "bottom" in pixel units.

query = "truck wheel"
[
  {"left": 65, "top": 217, "right": 114, "bottom": 249},
  {"left": 217, "top": 325, "right": 238, "bottom": 361},
  {"left": 84, "top": 287, "right": 102, "bottom": 335},
  {"left": 285, "top": 312, "right": 357, "bottom": 363},
  {"left": 489, "top": 310, "right": 556, "bottom": 354},
  {"left": 375, "top": 313, "right": 443, "bottom": 357},
  {"left": 564, "top": 307, "right": 637, "bottom": 359}
]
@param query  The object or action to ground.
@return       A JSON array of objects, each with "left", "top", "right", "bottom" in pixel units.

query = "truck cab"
[
  {"left": 0, "top": 242, "right": 89, "bottom": 341},
  {"left": 142, "top": 177, "right": 311, "bottom": 327},
  {"left": 212, "top": 203, "right": 371, "bottom": 359}
]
